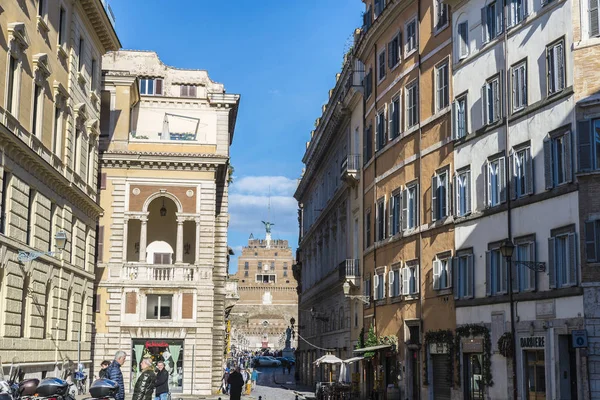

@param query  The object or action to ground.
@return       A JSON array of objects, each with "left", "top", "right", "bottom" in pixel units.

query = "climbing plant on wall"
[{"left": 422, "top": 329, "right": 454, "bottom": 387}]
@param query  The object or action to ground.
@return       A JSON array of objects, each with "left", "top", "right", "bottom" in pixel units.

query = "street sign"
[{"left": 572, "top": 330, "right": 588, "bottom": 348}]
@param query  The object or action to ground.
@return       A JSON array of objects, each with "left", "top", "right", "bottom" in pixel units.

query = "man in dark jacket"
[
  {"left": 227, "top": 367, "right": 245, "bottom": 400},
  {"left": 132, "top": 358, "right": 156, "bottom": 400},
  {"left": 154, "top": 361, "right": 169, "bottom": 400},
  {"left": 106, "top": 351, "right": 126, "bottom": 400}
]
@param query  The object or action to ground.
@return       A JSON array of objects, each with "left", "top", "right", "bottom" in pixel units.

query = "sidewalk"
[{"left": 271, "top": 372, "right": 315, "bottom": 400}]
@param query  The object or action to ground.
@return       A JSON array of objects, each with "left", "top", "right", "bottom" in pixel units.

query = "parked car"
[
  {"left": 276, "top": 357, "right": 295, "bottom": 366},
  {"left": 254, "top": 356, "right": 281, "bottom": 367}
]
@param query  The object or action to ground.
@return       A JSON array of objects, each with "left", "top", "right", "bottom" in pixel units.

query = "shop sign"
[
  {"left": 572, "top": 330, "right": 588, "bottom": 348},
  {"left": 462, "top": 338, "right": 483, "bottom": 353},
  {"left": 429, "top": 342, "right": 449, "bottom": 354},
  {"left": 145, "top": 341, "right": 169, "bottom": 348},
  {"left": 520, "top": 336, "right": 545, "bottom": 349}
]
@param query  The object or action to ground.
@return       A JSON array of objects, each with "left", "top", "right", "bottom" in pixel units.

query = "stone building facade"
[
  {"left": 230, "top": 229, "right": 297, "bottom": 352},
  {"left": 0, "top": 0, "right": 118, "bottom": 378},
  {"left": 94, "top": 50, "right": 239, "bottom": 395},
  {"left": 294, "top": 49, "right": 364, "bottom": 388}
]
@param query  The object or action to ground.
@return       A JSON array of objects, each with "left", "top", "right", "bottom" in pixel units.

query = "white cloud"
[{"left": 231, "top": 176, "right": 298, "bottom": 197}]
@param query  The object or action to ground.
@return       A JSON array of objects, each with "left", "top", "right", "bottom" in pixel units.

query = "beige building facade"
[
  {"left": 230, "top": 229, "right": 297, "bottom": 351},
  {"left": 94, "top": 50, "right": 239, "bottom": 395},
  {"left": 0, "top": 0, "right": 118, "bottom": 378}
]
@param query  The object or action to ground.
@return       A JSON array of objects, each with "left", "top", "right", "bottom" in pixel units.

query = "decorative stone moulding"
[
  {"left": 132, "top": 188, "right": 140, "bottom": 195},
  {"left": 186, "top": 189, "right": 194, "bottom": 197}
]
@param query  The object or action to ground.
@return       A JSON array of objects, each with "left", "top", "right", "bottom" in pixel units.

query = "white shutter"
[
  {"left": 482, "top": 83, "right": 488, "bottom": 125},
  {"left": 499, "top": 156, "right": 507, "bottom": 203},
  {"left": 402, "top": 188, "right": 408, "bottom": 231},
  {"left": 510, "top": 151, "right": 517, "bottom": 200},
  {"left": 452, "top": 100, "right": 457, "bottom": 140},
  {"left": 388, "top": 101, "right": 394, "bottom": 139},
  {"left": 389, "top": 270, "right": 395, "bottom": 297},
  {"left": 481, "top": 7, "right": 489, "bottom": 43},
  {"left": 388, "top": 197, "right": 393, "bottom": 237},
  {"left": 496, "top": 0, "right": 504, "bottom": 35},
  {"left": 556, "top": 44, "right": 564, "bottom": 91},
  {"left": 591, "top": 0, "right": 600, "bottom": 37},
  {"left": 486, "top": 161, "right": 492, "bottom": 207},
  {"left": 526, "top": 147, "right": 534, "bottom": 194},
  {"left": 415, "top": 266, "right": 420, "bottom": 294},
  {"left": 402, "top": 268, "right": 410, "bottom": 295},
  {"left": 454, "top": 174, "right": 460, "bottom": 216},
  {"left": 432, "top": 174, "right": 438, "bottom": 221},
  {"left": 466, "top": 171, "right": 472, "bottom": 214},
  {"left": 433, "top": 259, "right": 441, "bottom": 290},
  {"left": 373, "top": 274, "right": 379, "bottom": 299}
]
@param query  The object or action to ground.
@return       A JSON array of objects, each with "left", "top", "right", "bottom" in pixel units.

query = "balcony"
[
  {"left": 121, "top": 264, "right": 199, "bottom": 283},
  {"left": 341, "top": 155, "right": 360, "bottom": 185},
  {"left": 99, "top": 0, "right": 116, "bottom": 27},
  {"left": 339, "top": 259, "right": 360, "bottom": 286}
]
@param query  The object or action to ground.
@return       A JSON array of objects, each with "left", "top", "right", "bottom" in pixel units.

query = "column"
[
  {"left": 176, "top": 218, "right": 184, "bottom": 263},
  {"left": 139, "top": 216, "right": 148, "bottom": 263},
  {"left": 194, "top": 217, "right": 201, "bottom": 264},
  {"left": 122, "top": 217, "right": 128, "bottom": 262}
]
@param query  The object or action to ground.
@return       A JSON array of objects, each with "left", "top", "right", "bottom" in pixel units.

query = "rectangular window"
[
  {"left": 96, "top": 225, "right": 104, "bottom": 263},
  {"left": 32, "top": 84, "right": 43, "bottom": 137},
  {"left": 283, "top": 270, "right": 288, "bottom": 277},
  {"left": 283, "top": 262, "right": 288, "bottom": 269},
  {"left": 512, "top": 62, "right": 527, "bottom": 111},
  {"left": 78, "top": 37, "right": 84, "bottom": 71},
  {"left": 436, "top": 62, "right": 449, "bottom": 111},
  {"left": 487, "top": 156, "right": 506, "bottom": 207},
  {"left": 591, "top": 0, "right": 600, "bottom": 37},
  {"left": 7, "top": 56, "right": 18, "bottom": 114},
  {"left": 258, "top": 261, "right": 262, "bottom": 270},
  {"left": 244, "top": 262, "right": 249, "bottom": 270},
  {"left": 454, "top": 252, "right": 474, "bottom": 299},
  {"left": 146, "top": 294, "right": 173, "bottom": 320},
  {"left": 38, "top": 0, "right": 45, "bottom": 16},
  {"left": 376, "top": 110, "right": 386, "bottom": 150},
  {"left": 389, "top": 96, "right": 401, "bottom": 139},
  {"left": 180, "top": 85, "right": 197, "bottom": 97},
  {"left": 544, "top": 130, "right": 572, "bottom": 188},
  {"left": 91, "top": 59, "right": 97, "bottom": 90},
  {"left": 486, "top": 248, "right": 507, "bottom": 295},
  {"left": 374, "top": 0, "right": 386, "bottom": 17},
  {"left": 402, "top": 182, "right": 418, "bottom": 230},
  {"left": 406, "top": 19, "right": 418, "bottom": 54},
  {"left": 388, "top": 33, "right": 401, "bottom": 69},
  {"left": 0, "top": 171, "right": 9, "bottom": 235},
  {"left": 515, "top": 240, "right": 536, "bottom": 291},
  {"left": 364, "top": 278, "right": 371, "bottom": 301},
  {"left": 512, "top": 146, "right": 533, "bottom": 198},
  {"left": 453, "top": 95, "right": 468, "bottom": 140},
  {"left": 510, "top": 0, "right": 526, "bottom": 26},
  {"left": 364, "top": 124, "right": 373, "bottom": 165},
  {"left": 58, "top": 7, "right": 66, "bottom": 45},
  {"left": 153, "top": 253, "right": 171, "bottom": 264},
  {"left": 406, "top": 80, "right": 419, "bottom": 128},
  {"left": 140, "top": 78, "right": 163, "bottom": 96},
  {"left": 374, "top": 272, "right": 384, "bottom": 300},
  {"left": 244, "top": 271, "right": 249, "bottom": 277},
  {"left": 402, "top": 265, "right": 419, "bottom": 295},
  {"left": 578, "top": 119, "right": 600, "bottom": 171},
  {"left": 365, "top": 209, "right": 372, "bottom": 248},
  {"left": 26, "top": 189, "right": 35, "bottom": 246},
  {"left": 547, "top": 40, "right": 565, "bottom": 95},
  {"left": 433, "top": 256, "right": 451, "bottom": 290},
  {"left": 482, "top": 75, "right": 502, "bottom": 125},
  {"left": 390, "top": 190, "right": 401, "bottom": 236},
  {"left": 389, "top": 268, "right": 401, "bottom": 297},
  {"left": 432, "top": 169, "right": 449, "bottom": 221},
  {"left": 549, "top": 231, "right": 577, "bottom": 287},
  {"left": 435, "top": 0, "right": 449, "bottom": 30},
  {"left": 364, "top": 68, "right": 373, "bottom": 99},
  {"left": 378, "top": 50, "right": 386, "bottom": 82},
  {"left": 455, "top": 169, "right": 472, "bottom": 217},
  {"left": 377, "top": 198, "right": 385, "bottom": 241},
  {"left": 585, "top": 219, "right": 600, "bottom": 262},
  {"left": 458, "top": 22, "right": 469, "bottom": 59},
  {"left": 270, "top": 261, "right": 275, "bottom": 270},
  {"left": 482, "top": 1, "right": 503, "bottom": 42}
]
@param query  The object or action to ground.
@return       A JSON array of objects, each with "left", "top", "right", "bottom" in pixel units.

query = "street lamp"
[
  {"left": 342, "top": 281, "right": 369, "bottom": 304},
  {"left": 499, "top": 238, "right": 546, "bottom": 400},
  {"left": 18, "top": 231, "right": 68, "bottom": 262}
]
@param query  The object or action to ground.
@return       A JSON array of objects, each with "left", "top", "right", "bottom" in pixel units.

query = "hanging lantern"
[{"left": 160, "top": 198, "right": 167, "bottom": 217}]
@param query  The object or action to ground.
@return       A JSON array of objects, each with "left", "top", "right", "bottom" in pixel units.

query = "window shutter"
[
  {"left": 447, "top": 174, "right": 452, "bottom": 217},
  {"left": 511, "top": 250, "right": 519, "bottom": 293},
  {"left": 190, "top": 85, "right": 197, "bottom": 97},
  {"left": 94, "top": 294, "right": 101, "bottom": 313},
  {"left": 548, "top": 237, "right": 556, "bottom": 288},
  {"left": 486, "top": 162, "right": 492, "bottom": 207},
  {"left": 496, "top": 0, "right": 504, "bottom": 35},
  {"left": 481, "top": 84, "right": 488, "bottom": 125},
  {"left": 526, "top": 149, "right": 534, "bottom": 194},
  {"left": 182, "top": 293, "right": 193, "bottom": 319},
  {"left": 481, "top": 7, "right": 489, "bottom": 43},
  {"left": 507, "top": 0, "right": 514, "bottom": 27},
  {"left": 432, "top": 175, "right": 438, "bottom": 221},
  {"left": 467, "top": 254, "right": 474, "bottom": 298},
  {"left": 155, "top": 79, "right": 163, "bottom": 95},
  {"left": 510, "top": 151, "right": 517, "bottom": 200},
  {"left": 373, "top": 274, "right": 379, "bottom": 300},
  {"left": 125, "top": 292, "right": 136, "bottom": 314},
  {"left": 465, "top": 171, "right": 472, "bottom": 213},
  {"left": 485, "top": 251, "right": 492, "bottom": 296},
  {"left": 495, "top": 75, "right": 503, "bottom": 121},
  {"left": 522, "top": 67, "right": 528, "bottom": 107},
  {"left": 398, "top": 32, "right": 403, "bottom": 61},
  {"left": 578, "top": 120, "right": 593, "bottom": 172},
  {"left": 97, "top": 225, "right": 104, "bottom": 263},
  {"left": 527, "top": 241, "right": 537, "bottom": 291},
  {"left": 591, "top": 0, "right": 600, "bottom": 36},
  {"left": 500, "top": 255, "right": 508, "bottom": 294},
  {"left": 499, "top": 156, "right": 507, "bottom": 203},
  {"left": 388, "top": 101, "right": 394, "bottom": 139},
  {"left": 454, "top": 174, "right": 460, "bottom": 216},
  {"left": 180, "top": 85, "right": 187, "bottom": 97},
  {"left": 543, "top": 138, "right": 553, "bottom": 189},
  {"left": 568, "top": 233, "right": 577, "bottom": 286},
  {"left": 402, "top": 268, "right": 410, "bottom": 295},
  {"left": 565, "top": 130, "right": 573, "bottom": 182},
  {"left": 557, "top": 44, "right": 565, "bottom": 91},
  {"left": 388, "top": 41, "right": 394, "bottom": 69},
  {"left": 388, "top": 270, "right": 394, "bottom": 296},
  {"left": 452, "top": 100, "right": 457, "bottom": 140},
  {"left": 453, "top": 257, "right": 460, "bottom": 298},
  {"left": 401, "top": 188, "right": 408, "bottom": 231},
  {"left": 585, "top": 220, "right": 597, "bottom": 262},
  {"left": 375, "top": 114, "right": 379, "bottom": 150},
  {"left": 433, "top": 259, "right": 440, "bottom": 290}
]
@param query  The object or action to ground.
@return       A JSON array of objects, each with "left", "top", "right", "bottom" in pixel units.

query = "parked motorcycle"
[
  {"left": 35, "top": 360, "right": 75, "bottom": 400},
  {"left": 88, "top": 378, "right": 119, "bottom": 400},
  {"left": 0, "top": 356, "right": 39, "bottom": 400}
]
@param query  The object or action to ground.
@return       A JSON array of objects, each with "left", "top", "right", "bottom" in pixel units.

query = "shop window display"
[{"left": 132, "top": 340, "right": 184, "bottom": 392}]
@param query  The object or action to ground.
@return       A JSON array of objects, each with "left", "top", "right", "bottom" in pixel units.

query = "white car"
[{"left": 254, "top": 356, "right": 281, "bottom": 367}]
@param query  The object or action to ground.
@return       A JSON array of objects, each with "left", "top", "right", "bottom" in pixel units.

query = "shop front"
[{"left": 131, "top": 339, "right": 184, "bottom": 393}]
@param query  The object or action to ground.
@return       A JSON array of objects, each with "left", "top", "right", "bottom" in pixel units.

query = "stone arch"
[{"left": 142, "top": 191, "right": 183, "bottom": 214}]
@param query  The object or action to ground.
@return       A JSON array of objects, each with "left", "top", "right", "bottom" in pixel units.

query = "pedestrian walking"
[
  {"left": 154, "top": 361, "right": 169, "bottom": 400},
  {"left": 106, "top": 351, "right": 126, "bottom": 400},
  {"left": 227, "top": 367, "right": 244, "bottom": 400},
  {"left": 132, "top": 358, "right": 156, "bottom": 400},
  {"left": 220, "top": 367, "right": 230, "bottom": 394},
  {"left": 251, "top": 368, "right": 258, "bottom": 390},
  {"left": 281, "top": 359, "right": 287, "bottom": 375},
  {"left": 287, "top": 363, "right": 292, "bottom": 375},
  {"left": 99, "top": 360, "right": 110, "bottom": 379}
]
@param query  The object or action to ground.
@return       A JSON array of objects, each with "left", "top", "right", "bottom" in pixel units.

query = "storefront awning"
[
  {"left": 353, "top": 344, "right": 392, "bottom": 353},
  {"left": 343, "top": 356, "right": 364, "bottom": 364}
]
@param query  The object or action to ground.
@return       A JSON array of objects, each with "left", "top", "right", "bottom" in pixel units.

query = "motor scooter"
[
  {"left": 0, "top": 357, "right": 39, "bottom": 400},
  {"left": 88, "top": 378, "right": 119, "bottom": 400},
  {"left": 35, "top": 360, "right": 75, "bottom": 400}
]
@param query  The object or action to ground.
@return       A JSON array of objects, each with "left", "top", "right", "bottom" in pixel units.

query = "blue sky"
[{"left": 109, "top": 0, "right": 363, "bottom": 272}]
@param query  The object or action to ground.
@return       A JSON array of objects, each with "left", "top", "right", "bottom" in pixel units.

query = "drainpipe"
[
  {"left": 373, "top": 42, "right": 378, "bottom": 337},
  {"left": 416, "top": 0, "right": 423, "bottom": 398}
]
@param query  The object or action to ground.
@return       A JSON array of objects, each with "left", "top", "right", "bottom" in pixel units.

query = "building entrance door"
[
  {"left": 524, "top": 350, "right": 546, "bottom": 400},
  {"left": 463, "top": 353, "right": 484, "bottom": 400},
  {"left": 558, "top": 335, "right": 578, "bottom": 400},
  {"left": 431, "top": 354, "right": 451, "bottom": 400}
]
